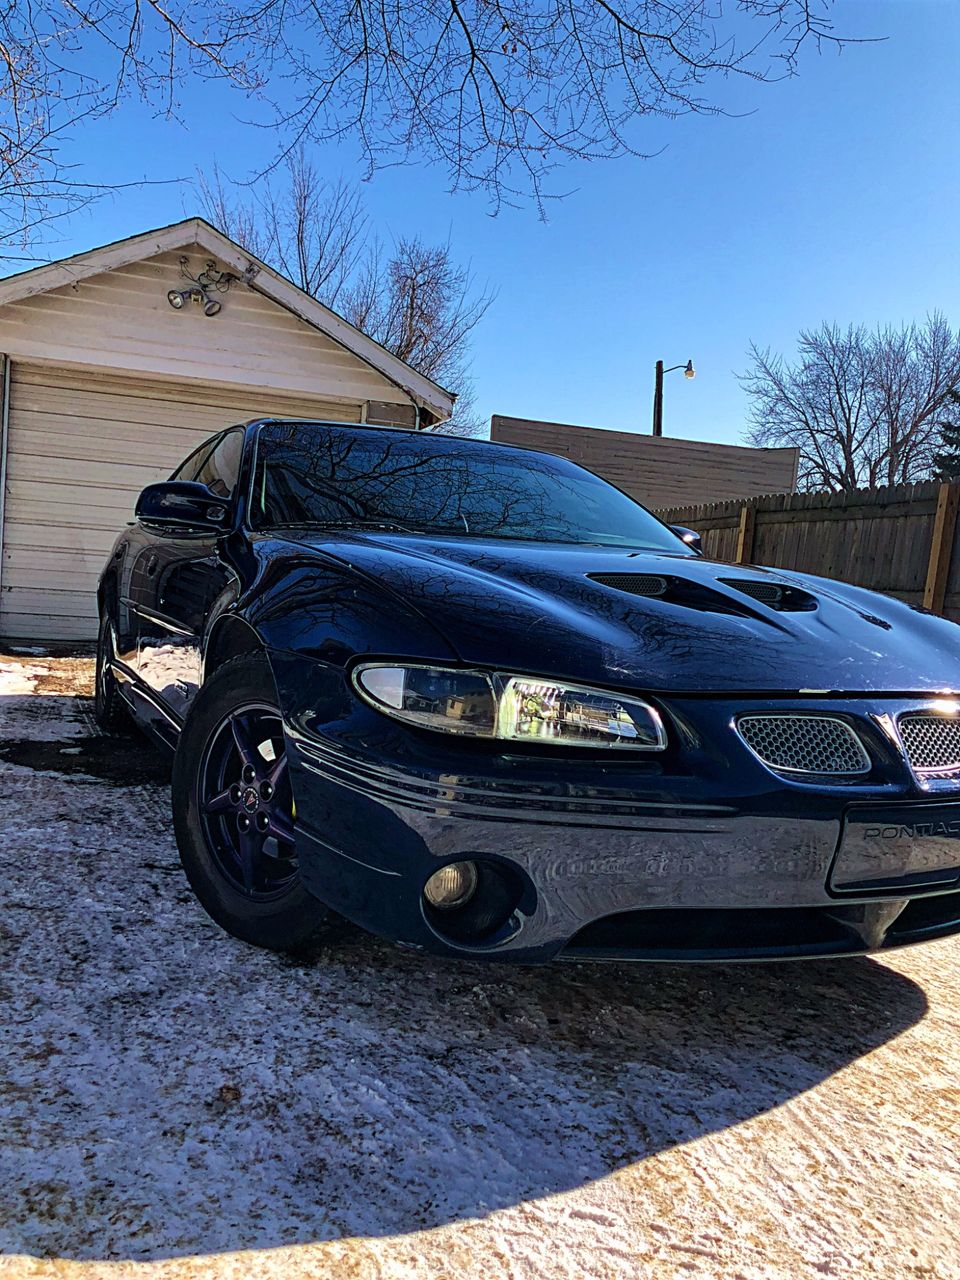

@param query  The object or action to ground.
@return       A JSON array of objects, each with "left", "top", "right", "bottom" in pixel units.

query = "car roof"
[{"left": 237, "top": 417, "right": 569, "bottom": 465}]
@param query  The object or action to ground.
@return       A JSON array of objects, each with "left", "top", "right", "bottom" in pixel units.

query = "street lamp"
[{"left": 652, "top": 359, "right": 695, "bottom": 437}]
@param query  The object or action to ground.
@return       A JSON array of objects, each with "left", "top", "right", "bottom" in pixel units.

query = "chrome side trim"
[
  {"left": 113, "top": 663, "right": 183, "bottom": 731},
  {"left": 124, "top": 602, "right": 195, "bottom": 638}
]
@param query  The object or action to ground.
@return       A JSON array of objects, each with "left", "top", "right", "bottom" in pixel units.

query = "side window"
[
  {"left": 194, "top": 430, "right": 245, "bottom": 499},
  {"left": 170, "top": 438, "right": 218, "bottom": 483}
]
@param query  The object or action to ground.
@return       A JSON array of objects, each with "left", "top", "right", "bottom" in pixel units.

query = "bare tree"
[
  {"left": 201, "top": 167, "right": 493, "bottom": 432},
  {"left": 195, "top": 169, "right": 272, "bottom": 267},
  {"left": 3, "top": 1, "right": 864, "bottom": 252},
  {"left": 199, "top": 153, "right": 367, "bottom": 308},
  {"left": 742, "top": 317, "right": 960, "bottom": 491},
  {"left": 346, "top": 236, "right": 494, "bottom": 435},
  {"left": 345, "top": 238, "right": 489, "bottom": 378}
]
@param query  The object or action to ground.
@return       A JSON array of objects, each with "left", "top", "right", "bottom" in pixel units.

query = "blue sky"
[{"left": 20, "top": 0, "right": 960, "bottom": 443}]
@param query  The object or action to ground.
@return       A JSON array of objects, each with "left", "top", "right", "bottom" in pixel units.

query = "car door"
[
  {"left": 120, "top": 437, "right": 213, "bottom": 674},
  {"left": 133, "top": 429, "right": 244, "bottom": 722}
]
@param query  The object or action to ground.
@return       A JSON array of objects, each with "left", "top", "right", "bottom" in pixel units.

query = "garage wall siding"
[
  {"left": 0, "top": 249, "right": 412, "bottom": 407},
  {"left": 0, "top": 362, "right": 361, "bottom": 643}
]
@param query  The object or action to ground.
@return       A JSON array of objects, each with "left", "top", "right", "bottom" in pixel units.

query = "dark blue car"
[{"left": 97, "top": 419, "right": 960, "bottom": 962}]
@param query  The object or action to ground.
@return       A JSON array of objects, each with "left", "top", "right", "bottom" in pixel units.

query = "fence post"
[
  {"left": 923, "top": 482, "right": 960, "bottom": 615},
  {"left": 735, "top": 502, "right": 756, "bottom": 564}
]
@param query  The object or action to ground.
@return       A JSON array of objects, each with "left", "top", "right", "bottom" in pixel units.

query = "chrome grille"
[
  {"left": 898, "top": 714, "right": 960, "bottom": 774},
  {"left": 738, "top": 715, "right": 870, "bottom": 776},
  {"left": 589, "top": 573, "right": 667, "bottom": 597}
]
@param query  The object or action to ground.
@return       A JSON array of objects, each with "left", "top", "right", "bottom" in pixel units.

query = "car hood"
[{"left": 271, "top": 531, "right": 960, "bottom": 694}]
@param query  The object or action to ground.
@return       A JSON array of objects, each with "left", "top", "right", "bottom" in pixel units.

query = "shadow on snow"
[{"left": 0, "top": 682, "right": 931, "bottom": 1264}]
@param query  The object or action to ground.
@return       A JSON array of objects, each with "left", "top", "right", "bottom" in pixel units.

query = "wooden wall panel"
[{"left": 490, "top": 415, "right": 798, "bottom": 509}]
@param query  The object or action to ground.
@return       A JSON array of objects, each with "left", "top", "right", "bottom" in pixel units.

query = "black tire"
[
  {"left": 94, "top": 612, "right": 133, "bottom": 734},
  {"left": 172, "top": 651, "right": 330, "bottom": 952}
]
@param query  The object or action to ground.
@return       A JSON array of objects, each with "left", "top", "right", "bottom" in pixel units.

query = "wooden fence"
[{"left": 657, "top": 480, "right": 960, "bottom": 621}]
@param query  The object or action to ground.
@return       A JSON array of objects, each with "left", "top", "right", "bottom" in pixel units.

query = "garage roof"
[{"left": 0, "top": 217, "right": 455, "bottom": 424}]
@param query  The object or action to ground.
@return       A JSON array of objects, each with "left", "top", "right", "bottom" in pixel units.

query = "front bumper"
[{"left": 272, "top": 654, "right": 960, "bottom": 962}]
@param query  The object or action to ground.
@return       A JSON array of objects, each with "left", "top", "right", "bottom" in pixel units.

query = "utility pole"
[{"left": 652, "top": 359, "right": 695, "bottom": 436}]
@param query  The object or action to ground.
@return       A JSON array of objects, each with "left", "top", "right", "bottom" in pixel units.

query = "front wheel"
[
  {"left": 94, "top": 613, "right": 132, "bottom": 734},
  {"left": 172, "top": 652, "right": 330, "bottom": 951}
]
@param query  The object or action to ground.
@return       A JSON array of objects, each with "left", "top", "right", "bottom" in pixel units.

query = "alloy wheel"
[{"left": 198, "top": 702, "right": 298, "bottom": 899}]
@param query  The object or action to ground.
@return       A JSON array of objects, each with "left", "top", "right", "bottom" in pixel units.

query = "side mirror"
[
  {"left": 670, "top": 524, "right": 702, "bottom": 555},
  {"left": 136, "top": 481, "right": 230, "bottom": 532}
]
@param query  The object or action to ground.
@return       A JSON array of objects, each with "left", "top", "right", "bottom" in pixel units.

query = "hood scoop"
[
  {"left": 588, "top": 572, "right": 667, "bottom": 597},
  {"left": 718, "top": 578, "right": 817, "bottom": 612},
  {"left": 588, "top": 572, "right": 818, "bottom": 617}
]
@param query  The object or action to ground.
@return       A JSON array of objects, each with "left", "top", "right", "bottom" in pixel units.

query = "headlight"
[
  {"left": 352, "top": 664, "right": 667, "bottom": 750},
  {"left": 496, "top": 675, "right": 666, "bottom": 749}
]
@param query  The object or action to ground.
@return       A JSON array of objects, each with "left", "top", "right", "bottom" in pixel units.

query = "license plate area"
[{"left": 831, "top": 803, "right": 960, "bottom": 894}]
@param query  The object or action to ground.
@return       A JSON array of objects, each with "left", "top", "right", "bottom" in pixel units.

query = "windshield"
[{"left": 251, "top": 422, "right": 692, "bottom": 552}]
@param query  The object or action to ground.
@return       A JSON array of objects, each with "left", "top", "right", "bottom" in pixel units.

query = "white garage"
[{"left": 0, "top": 219, "right": 454, "bottom": 643}]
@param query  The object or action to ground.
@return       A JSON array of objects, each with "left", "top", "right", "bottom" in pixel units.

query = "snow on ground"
[{"left": 1, "top": 655, "right": 960, "bottom": 1280}]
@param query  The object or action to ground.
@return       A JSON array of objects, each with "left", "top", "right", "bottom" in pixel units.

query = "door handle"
[{"left": 146, "top": 554, "right": 159, "bottom": 577}]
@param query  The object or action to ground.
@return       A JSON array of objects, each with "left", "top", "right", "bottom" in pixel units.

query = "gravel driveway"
[{"left": 2, "top": 654, "right": 959, "bottom": 1279}]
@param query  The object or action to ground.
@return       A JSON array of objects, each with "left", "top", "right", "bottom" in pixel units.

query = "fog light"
[{"left": 424, "top": 861, "right": 478, "bottom": 910}]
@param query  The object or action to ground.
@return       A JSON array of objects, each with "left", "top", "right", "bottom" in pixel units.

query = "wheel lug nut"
[
  {"left": 260, "top": 782, "right": 273, "bottom": 801},
  {"left": 256, "top": 812, "right": 270, "bottom": 832},
  {"left": 237, "top": 814, "right": 251, "bottom": 832},
  {"left": 229, "top": 784, "right": 242, "bottom": 805},
  {"left": 242, "top": 765, "right": 257, "bottom": 785}
]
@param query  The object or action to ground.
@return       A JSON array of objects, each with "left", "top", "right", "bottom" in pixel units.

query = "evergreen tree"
[{"left": 932, "top": 390, "right": 960, "bottom": 480}]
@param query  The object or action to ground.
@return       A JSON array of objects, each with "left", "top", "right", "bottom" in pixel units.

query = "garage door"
[{"left": 0, "top": 362, "right": 362, "bottom": 643}]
